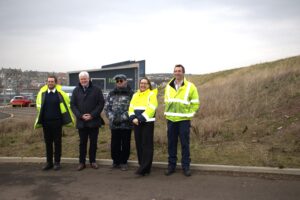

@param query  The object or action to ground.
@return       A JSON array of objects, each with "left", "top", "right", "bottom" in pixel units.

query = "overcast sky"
[{"left": 0, "top": 0, "right": 299, "bottom": 74}]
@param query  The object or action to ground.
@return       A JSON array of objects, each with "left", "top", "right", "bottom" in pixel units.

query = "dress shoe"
[
  {"left": 77, "top": 163, "right": 86, "bottom": 171},
  {"left": 134, "top": 169, "right": 149, "bottom": 177},
  {"left": 164, "top": 168, "right": 175, "bottom": 176},
  {"left": 183, "top": 169, "right": 191, "bottom": 177},
  {"left": 135, "top": 169, "right": 142, "bottom": 175},
  {"left": 53, "top": 163, "right": 61, "bottom": 171},
  {"left": 90, "top": 162, "right": 99, "bottom": 169},
  {"left": 112, "top": 163, "right": 120, "bottom": 169},
  {"left": 42, "top": 163, "right": 53, "bottom": 171}
]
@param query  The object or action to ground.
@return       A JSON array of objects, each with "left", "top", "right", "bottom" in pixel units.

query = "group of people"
[{"left": 34, "top": 64, "right": 199, "bottom": 177}]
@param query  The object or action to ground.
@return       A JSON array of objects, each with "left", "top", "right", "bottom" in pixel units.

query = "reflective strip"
[
  {"left": 142, "top": 113, "right": 155, "bottom": 121},
  {"left": 166, "top": 85, "right": 171, "bottom": 101},
  {"left": 184, "top": 82, "right": 191, "bottom": 102},
  {"left": 165, "top": 99, "right": 190, "bottom": 104},
  {"left": 165, "top": 81, "right": 192, "bottom": 104},
  {"left": 190, "top": 99, "right": 199, "bottom": 103},
  {"left": 148, "top": 91, "right": 154, "bottom": 102},
  {"left": 164, "top": 112, "right": 195, "bottom": 117},
  {"left": 36, "top": 104, "right": 41, "bottom": 108},
  {"left": 149, "top": 104, "right": 156, "bottom": 110}
]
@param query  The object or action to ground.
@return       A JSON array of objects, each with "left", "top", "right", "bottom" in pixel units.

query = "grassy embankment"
[{"left": 0, "top": 56, "right": 299, "bottom": 168}]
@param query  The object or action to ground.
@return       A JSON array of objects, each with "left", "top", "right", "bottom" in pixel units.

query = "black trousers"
[
  {"left": 78, "top": 127, "right": 99, "bottom": 164},
  {"left": 134, "top": 122, "right": 154, "bottom": 174},
  {"left": 111, "top": 129, "right": 132, "bottom": 165},
  {"left": 42, "top": 120, "right": 62, "bottom": 164}
]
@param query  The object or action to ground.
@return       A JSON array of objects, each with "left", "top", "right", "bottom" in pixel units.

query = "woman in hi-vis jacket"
[{"left": 128, "top": 77, "right": 158, "bottom": 176}]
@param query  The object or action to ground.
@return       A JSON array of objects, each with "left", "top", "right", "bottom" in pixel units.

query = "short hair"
[
  {"left": 139, "top": 77, "right": 152, "bottom": 90},
  {"left": 174, "top": 64, "right": 185, "bottom": 73},
  {"left": 48, "top": 75, "right": 57, "bottom": 83},
  {"left": 79, "top": 71, "right": 89, "bottom": 79}
]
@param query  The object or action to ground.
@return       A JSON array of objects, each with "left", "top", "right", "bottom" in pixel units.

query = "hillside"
[
  {"left": 1, "top": 56, "right": 299, "bottom": 168},
  {"left": 186, "top": 56, "right": 300, "bottom": 167}
]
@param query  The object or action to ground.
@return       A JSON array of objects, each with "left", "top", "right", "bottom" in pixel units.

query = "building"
[{"left": 68, "top": 60, "right": 145, "bottom": 93}]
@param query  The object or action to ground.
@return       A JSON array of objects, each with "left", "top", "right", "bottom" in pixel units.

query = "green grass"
[{"left": 1, "top": 55, "right": 300, "bottom": 168}]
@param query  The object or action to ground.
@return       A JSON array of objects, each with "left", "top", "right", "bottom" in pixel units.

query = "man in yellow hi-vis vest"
[
  {"left": 164, "top": 64, "right": 199, "bottom": 177},
  {"left": 34, "top": 75, "right": 74, "bottom": 171}
]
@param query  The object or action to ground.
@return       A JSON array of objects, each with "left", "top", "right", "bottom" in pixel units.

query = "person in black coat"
[
  {"left": 71, "top": 71, "right": 105, "bottom": 171},
  {"left": 104, "top": 74, "right": 133, "bottom": 171}
]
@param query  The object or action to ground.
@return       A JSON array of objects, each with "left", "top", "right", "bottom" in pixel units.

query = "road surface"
[{"left": 0, "top": 163, "right": 299, "bottom": 200}]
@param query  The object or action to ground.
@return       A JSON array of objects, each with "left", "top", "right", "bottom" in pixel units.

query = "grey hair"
[{"left": 79, "top": 71, "right": 89, "bottom": 79}]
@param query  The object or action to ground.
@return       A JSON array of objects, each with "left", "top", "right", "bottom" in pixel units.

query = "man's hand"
[{"left": 82, "top": 114, "right": 93, "bottom": 121}]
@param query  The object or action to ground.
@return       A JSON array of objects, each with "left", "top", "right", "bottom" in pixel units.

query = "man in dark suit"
[{"left": 71, "top": 71, "right": 105, "bottom": 171}]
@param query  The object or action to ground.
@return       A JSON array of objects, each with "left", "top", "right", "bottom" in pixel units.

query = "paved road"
[
  {"left": 0, "top": 163, "right": 299, "bottom": 200},
  {"left": 0, "top": 106, "right": 36, "bottom": 119},
  {"left": 0, "top": 111, "right": 10, "bottom": 120}
]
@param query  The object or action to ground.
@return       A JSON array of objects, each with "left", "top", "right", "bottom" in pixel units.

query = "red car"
[{"left": 10, "top": 96, "right": 32, "bottom": 107}]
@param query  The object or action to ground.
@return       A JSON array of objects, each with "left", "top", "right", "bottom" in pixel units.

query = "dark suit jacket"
[{"left": 71, "top": 81, "right": 105, "bottom": 129}]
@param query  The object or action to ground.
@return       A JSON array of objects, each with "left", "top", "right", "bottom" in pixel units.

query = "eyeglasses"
[
  {"left": 140, "top": 82, "right": 149, "bottom": 85},
  {"left": 116, "top": 79, "right": 123, "bottom": 83}
]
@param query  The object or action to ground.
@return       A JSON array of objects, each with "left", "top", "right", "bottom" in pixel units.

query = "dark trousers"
[
  {"left": 78, "top": 127, "right": 99, "bottom": 164},
  {"left": 134, "top": 122, "right": 154, "bottom": 174},
  {"left": 111, "top": 129, "right": 131, "bottom": 165},
  {"left": 42, "top": 120, "right": 62, "bottom": 164},
  {"left": 167, "top": 120, "right": 191, "bottom": 170}
]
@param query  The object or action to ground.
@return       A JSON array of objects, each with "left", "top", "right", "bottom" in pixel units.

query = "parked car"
[{"left": 10, "top": 96, "right": 33, "bottom": 107}]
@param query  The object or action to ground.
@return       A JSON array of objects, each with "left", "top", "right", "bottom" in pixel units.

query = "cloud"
[{"left": 0, "top": 0, "right": 299, "bottom": 73}]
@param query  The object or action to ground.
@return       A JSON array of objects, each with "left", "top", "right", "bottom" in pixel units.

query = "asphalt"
[
  {"left": 1, "top": 106, "right": 300, "bottom": 199},
  {"left": 1, "top": 157, "right": 300, "bottom": 175},
  {"left": 1, "top": 157, "right": 300, "bottom": 200}
]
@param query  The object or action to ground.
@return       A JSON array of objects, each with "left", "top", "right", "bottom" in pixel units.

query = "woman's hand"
[{"left": 133, "top": 118, "right": 139, "bottom": 126}]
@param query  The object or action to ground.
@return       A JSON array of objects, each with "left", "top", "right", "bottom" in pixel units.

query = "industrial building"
[{"left": 68, "top": 60, "right": 145, "bottom": 93}]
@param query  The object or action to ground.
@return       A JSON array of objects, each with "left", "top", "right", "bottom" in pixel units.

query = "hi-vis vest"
[
  {"left": 129, "top": 88, "right": 158, "bottom": 122},
  {"left": 164, "top": 78, "right": 199, "bottom": 122},
  {"left": 34, "top": 84, "right": 75, "bottom": 129}
]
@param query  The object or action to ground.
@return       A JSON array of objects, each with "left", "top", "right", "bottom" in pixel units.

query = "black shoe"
[
  {"left": 135, "top": 169, "right": 141, "bottom": 175},
  {"left": 112, "top": 163, "right": 120, "bottom": 169},
  {"left": 42, "top": 163, "right": 53, "bottom": 171},
  {"left": 90, "top": 162, "right": 99, "bottom": 169},
  {"left": 135, "top": 170, "right": 150, "bottom": 177},
  {"left": 183, "top": 169, "right": 191, "bottom": 177},
  {"left": 53, "top": 163, "right": 61, "bottom": 171},
  {"left": 120, "top": 164, "right": 128, "bottom": 171},
  {"left": 164, "top": 168, "right": 175, "bottom": 176},
  {"left": 77, "top": 163, "right": 86, "bottom": 171}
]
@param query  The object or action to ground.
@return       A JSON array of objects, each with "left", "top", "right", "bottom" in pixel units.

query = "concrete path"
[{"left": 1, "top": 162, "right": 300, "bottom": 200}]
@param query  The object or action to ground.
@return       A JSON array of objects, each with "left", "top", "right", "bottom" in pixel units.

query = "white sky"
[{"left": 0, "top": 0, "right": 299, "bottom": 74}]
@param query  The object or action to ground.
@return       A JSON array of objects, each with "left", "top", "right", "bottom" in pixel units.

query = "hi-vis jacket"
[
  {"left": 34, "top": 84, "right": 75, "bottom": 129},
  {"left": 164, "top": 78, "right": 199, "bottom": 122},
  {"left": 128, "top": 88, "right": 158, "bottom": 123}
]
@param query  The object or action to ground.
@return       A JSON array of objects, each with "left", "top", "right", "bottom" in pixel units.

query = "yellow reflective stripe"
[
  {"left": 142, "top": 113, "right": 155, "bottom": 121},
  {"left": 164, "top": 112, "right": 195, "bottom": 117},
  {"left": 36, "top": 104, "right": 41, "bottom": 108},
  {"left": 190, "top": 99, "right": 199, "bottom": 103},
  {"left": 165, "top": 99, "right": 190, "bottom": 104}
]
